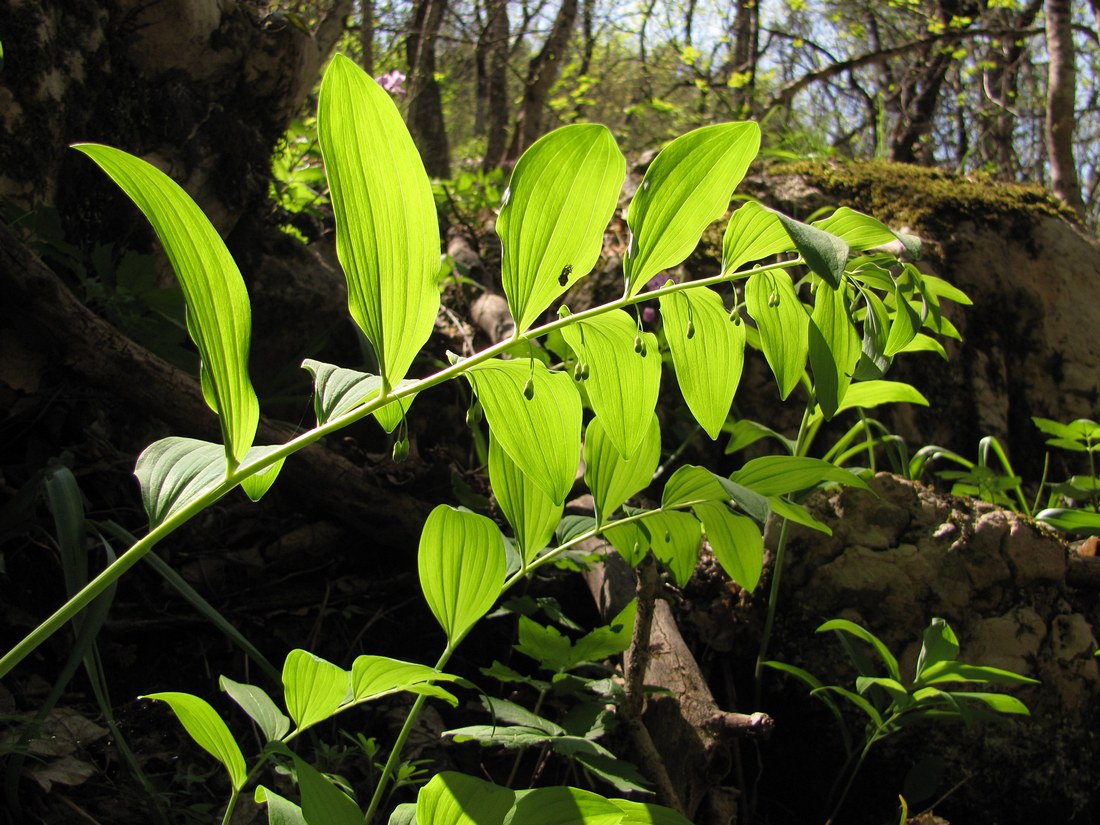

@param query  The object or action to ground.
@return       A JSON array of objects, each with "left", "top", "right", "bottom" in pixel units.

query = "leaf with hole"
[
  {"left": 318, "top": 54, "right": 440, "bottom": 389},
  {"left": 497, "top": 124, "right": 625, "bottom": 331},
  {"left": 660, "top": 286, "right": 745, "bottom": 438},
  {"left": 623, "top": 122, "right": 760, "bottom": 297}
]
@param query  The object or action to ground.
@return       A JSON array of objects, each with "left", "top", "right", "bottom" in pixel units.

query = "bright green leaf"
[
  {"left": 660, "top": 286, "right": 745, "bottom": 438},
  {"left": 220, "top": 676, "right": 290, "bottom": 742},
  {"left": 817, "top": 619, "right": 900, "bottom": 682},
  {"left": 416, "top": 771, "right": 514, "bottom": 825},
  {"left": 722, "top": 200, "right": 795, "bottom": 274},
  {"left": 560, "top": 310, "right": 661, "bottom": 458},
  {"left": 293, "top": 754, "right": 364, "bottom": 825},
  {"left": 255, "top": 786, "right": 307, "bottom": 825},
  {"left": 884, "top": 291, "right": 921, "bottom": 357},
  {"left": 75, "top": 145, "right": 259, "bottom": 467},
  {"left": 729, "top": 455, "right": 869, "bottom": 496},
  {"left": 351, "top": 655, "right": 464, "bottom": 706},
  {"left": 585, "top": 414, "right": 661, "bottom": 524},
  {"left": 853, "top": 289, "right": 892, "bottom": 380},
  {"left": 813, "top": 207, "right": 899, "bottom": 251},
  {"left": 498, "top": 124, "right": 626, "bottom": 331},
  {"left": 662, "top": 465, "right": 730, "bottom": 508},
  {"left": 603, "top": 518, "right": 650, "bottom": 567},
  {"left": 809, "top": 279, "right": 859, "bottom": 419},
  {"left": 1035, "top": 508, "right": 1100, "bottom": 536},
  {"left": 610, "top": 798, "right": 694, "bottom": 825},
  {"left": 490, "top": 434, "right": 563, "bottom": 565},
  {"left": 624, "top": 122, "right": 761, "bottom": 296},
  {"left": 141, "top": 692, "right": 247, "bottom": 790},
  {"left": 317, "top": 54, "right": 440, "bottom": 389},
  {"left": 283, "top": 649, "right": 350, "bottom": 733},
  {"left": 467, "top": 358, "right": 581, "bottom": 504},
  {"left": 745, "top": 270, "right": 808, "bottom": 399},
  {"left": 693, "top": 502, "right": 762, "bottom": 591},
  {"left": 646, "top": 511, "right": 701, "bottom": 586},
  {"left": 915, "top": 617, "right": 959, "bottom": 677},
  {"left": 915, "top": 660, "right": 1038, "bottom": 687},
  {"left": 507, "top": 786, "right": 623, "bottom": 825},
  {"left": 419, "top": 505, "right": 506, "bottom": 644}
]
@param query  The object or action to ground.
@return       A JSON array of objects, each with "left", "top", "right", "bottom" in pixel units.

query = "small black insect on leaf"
[{"left": 558, "top": 264, "right": 573, "bottom": 286}]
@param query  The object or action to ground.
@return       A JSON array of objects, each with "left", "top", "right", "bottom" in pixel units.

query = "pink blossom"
[{"left": 375, "top": 70, "right": 406, "bottom": 99}]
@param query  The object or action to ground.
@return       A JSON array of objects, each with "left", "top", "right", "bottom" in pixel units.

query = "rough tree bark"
[
  {"left": 406, "top": 0, "right": 451, "bottom": 178},
  {"left": 1044, "top": 0, "right": 1085, "bottom": 218},
  {"left": 503, "top": 0, "right": 579, "bottom": 163},
  {"left": 477, "top": 0, "right": 510, "bottom": 172}
]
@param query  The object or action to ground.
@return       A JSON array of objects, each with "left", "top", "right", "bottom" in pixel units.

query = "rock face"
[
  {"left": 765, "top": 473, "right": 1099, "bottom": 824},
  {"left": 750, "top": 162, "right": 1100, "bottom": 483}
]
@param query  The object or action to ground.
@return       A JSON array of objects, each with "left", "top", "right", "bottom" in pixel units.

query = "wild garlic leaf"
[
  {"left": 660, "top": 286, "right": 745, "bottom": 438},
  {"left": 623, "top": 122, "right": 761, "bottom": 297},
  {"left": 219, "top": 676, "right": 290, "bottom": 743},
  {"left": 419, "top": 505, "right": 506, "bottom": 645},
  {"left": 560, "top": 310, "right": 660, "bottom": 458},
  {"left": 301, "top": 358, "right": 418, "bottom": 432},
  {"left": 141, "top": 692, "right": 247, "bottom": 790},
  {"left": 745, "top": 271, "right": 808, "bottom": 400},
  {"left": 808, "top": 279, "right": 860, "bottom": 420},
  {"left": 317, "top": 54, "right": 440, "bottom": 390},
  {"left": 645, "top": 511, "right": 702, "bottom": 586},
  {"left": 282, "top": 649, "right": 350, "bottom": 733},
  {"left": 490, "top": 434, "right": 563, "bottom": 566},
  {"left": 497, "top": 124, "right": 625, "bottom": 332},
  {"left": 722, "top": 200, "right": 796, "bottom": 273},
  {"left": 467, "top": 358, "right": 581, "bottom": 504},
  {"left": 772, "top": 210, "right": 849, "bottom": 289},
  {"left": 75, "top": 145, "right": 259, "bottom": 468},
  {"left": 693, "top": 502, "right": 763, "bottom": 592},
  {"left": 351, "top": 655, "right": 463, "bottom": 707},
  {"left": 584, "top": 414, "right": 661, "bottom": 524}
]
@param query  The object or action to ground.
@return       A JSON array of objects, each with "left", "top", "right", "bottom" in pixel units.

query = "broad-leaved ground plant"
[{"left": 0, "top": 54, "right": 1033, "bottom": 823}]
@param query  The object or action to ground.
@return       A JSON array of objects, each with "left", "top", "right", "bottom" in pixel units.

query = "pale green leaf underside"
[
  {"left": 624, "top": 121, "right": 761, "bottom": 297},
  {"left": 498, "top": 124, "right": 626, "bottom": 332},
  {"left": 722, "top": 201, "right": 796, "bottom": 273},
  {"left": 141, "top": 692, "right": 246, "bottom": 790},
  {"left": 490, "top": 434, "right": 563, "bottom": 565},
  {"left": 693, "top": 502, "right": 763, "bottom": 592},
  {"left": 301, "top": 358, "right": 417, "bottom": 432},
  {"left": 318, "top": 54, "right": 440, "bottom": 388},
  {"left": 660, "top": 286, "right": 745, "bottom": 438},
  {"left": 282, "top": 649, "right": 351, "bottom": 732},
  {"left": 584, "top": 414, "right": 661, "bottom": 524},
  {"left": 136, "top": 437, "right": 284, "bottom": 528},
  {"left": 75, "top": 144, "right": 258, "bottom": 467},
  {"left": 219, "top": 676, "right": 290, "bottom": 742},
  {"left": 745, "top": 271, "right": 809, "bottom": 400},
  {"left": 561, "top": 309, "right": 660, "bottom": 458},
  {"left": 772, "top": 210, "right": 850, "bottom": 289},
  {"left": 467, "top": 358, "right": 581, "bottom": 504},
  {"left": 418, "top": 505, "right": 506, "bottom": 644}
]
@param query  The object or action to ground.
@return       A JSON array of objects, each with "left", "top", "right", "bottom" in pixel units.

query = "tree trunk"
[
  {"left": 358, "top": 0, "right": 374, "bottom": 76},
  {"left": 406, "top": 0, "right": 451, "bottom": 178},
  {"left": 1044, "top": 0, "right": 1085, "bottom": 217},
  {"left": 478, "top": 0, "right": 510, "bottom": 172},
  {"left": 729, "top": 0, "right": 760, "bottom": 117},
  {"left": 503, "top": 0, "right": 579, "bottom": 163}
]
